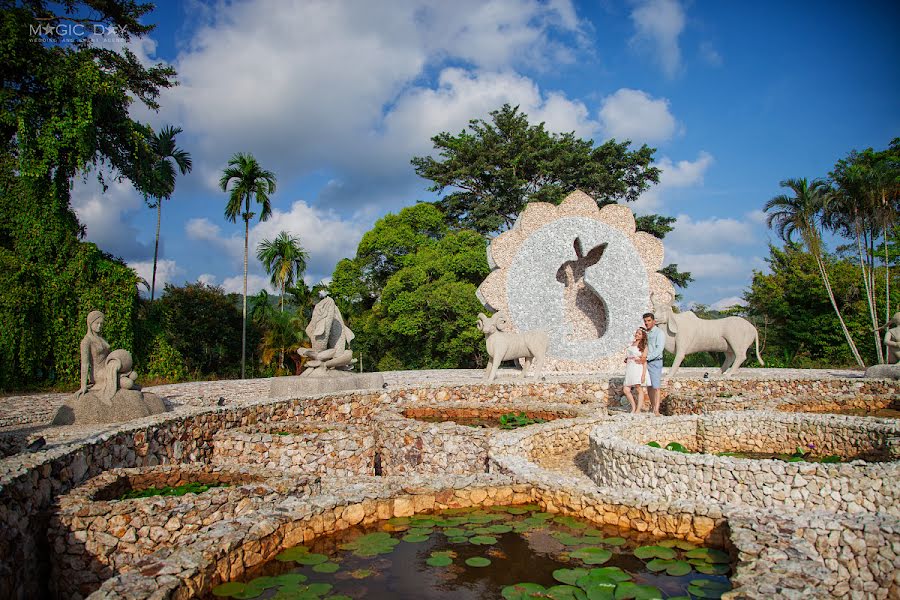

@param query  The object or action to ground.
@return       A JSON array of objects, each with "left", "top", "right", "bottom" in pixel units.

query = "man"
[{"left": 642, "top": 312, "right": 666, "bottom": 415}]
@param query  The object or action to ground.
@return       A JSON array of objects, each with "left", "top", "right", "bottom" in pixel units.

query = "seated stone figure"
[
  {"left": 885, "top": 312, "right": 900, "bottom": 365},
  {"left": 53, "top": 311, "right": 166, "bottom": 425},
  {"left": 297, "top": 294, "right": 357, "bottom": 377}
]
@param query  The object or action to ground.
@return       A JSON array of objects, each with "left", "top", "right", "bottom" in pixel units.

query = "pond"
[
  {"left": 403, "top": 408, "right": 572, "bottom": 429},
  {"left": 207, "top": 505, "right": 733, "bottom": 600}
]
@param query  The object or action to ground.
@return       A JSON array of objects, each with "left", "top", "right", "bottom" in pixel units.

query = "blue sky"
[{"left": 71, "top": 0, "right": 900, "bottom": 309}]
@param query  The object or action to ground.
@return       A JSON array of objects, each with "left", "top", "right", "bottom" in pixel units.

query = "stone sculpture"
[
  {"left": 52, "top": 311, "right": 166, "bottom": 425},
  {"left": 651, "top": 293, "right": 764, "bottom": 377},
  {"left": 476, "top": 190, "right": 675, "bottom": 373},
  {"left": 884, "top": 312, "right": 900, "bottom": 365},
  {"left": 477, "top": 312, "right": 549, "bottom": 381},
  {"left": 297, "top": 294, "right": 356, "bottom": 377},
  {"left": 269, "top": 294, "right": 384, "bottom": 396}
]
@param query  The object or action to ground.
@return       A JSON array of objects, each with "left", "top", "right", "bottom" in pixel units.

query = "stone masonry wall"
[{"left": 588, "top": 412, "right": 900, "bottom": 515}]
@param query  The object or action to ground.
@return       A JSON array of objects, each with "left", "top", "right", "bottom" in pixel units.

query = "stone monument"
[
  {"left": 52, "top": 311, "right": 167, "bottom": 425},
  {"left": 269, "top": 294, "right": 384, "bottom": 396},
  {"left": 864, "top": 313, "right": 900, "bottom": 379},
  {"left": 476, "top": 190, "right": 675, "bottom": 373}
]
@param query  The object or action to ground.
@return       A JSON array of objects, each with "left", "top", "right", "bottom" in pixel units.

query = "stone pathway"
[{"left": 532, "top": 444, "right": 595, "bottom": 486}]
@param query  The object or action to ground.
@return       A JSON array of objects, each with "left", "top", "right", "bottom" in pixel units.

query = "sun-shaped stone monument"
[{"left": 476, "top": 190, "right": 676, "bottom": 373}]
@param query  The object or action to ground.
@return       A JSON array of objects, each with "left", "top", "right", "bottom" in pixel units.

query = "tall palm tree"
[
  {"left": 765, "top": 178, "right": 865, "bottom": 367},
  {"left": 220, "top": 153, "right": 277, "bottom": 379},
  {"left": 146, "top": 125, "right": 192, "bottom": 301},
  {"left": 257, "top": 231, "right": 309, "bottom": 311}
]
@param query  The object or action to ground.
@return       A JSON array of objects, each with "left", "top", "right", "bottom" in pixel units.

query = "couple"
[{"left": 622, "top": 312, "right": 664, "bottom": 415}]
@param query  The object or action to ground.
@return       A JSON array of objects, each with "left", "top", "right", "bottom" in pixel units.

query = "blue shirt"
[{"left": 646, "top": 326, "right": 665, "bottom": 362}]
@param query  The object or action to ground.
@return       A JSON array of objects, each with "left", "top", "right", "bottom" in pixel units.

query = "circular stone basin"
[
  {"left": 588, "top": 411, "right": 900, "bottom": 514},
  {"left": 204, "top": 505, "right": 733, "bottom": 600},
  {"left": 50, "top": 465, "right": 311, "bottom": 600},
  {"left": 211, "top": 422, "right": 376, "bottom": 477},
  {"left": 402, "top": 406, "right": 579, "bottom": 428}
]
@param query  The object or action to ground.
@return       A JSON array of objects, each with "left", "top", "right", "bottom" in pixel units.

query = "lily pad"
[
  {"left": 645, "top": 559, "right": 691, "bottom": 576},
  {"left": 553, "top": 568, "right": 590, "bottom": 585},
  {"left": 387, "top": 517, "right": 410, "bottom": 525},
  {"left": 426, "top": 555, "right": 453, "bottom": 567},
  {"left": 570, "top": 547, "right": 612, "bottom": 565},
  {"left": 348, "top": 569, "right": 373, "bottom": 579},
  {"left": 585, "top": 567, "right": 631, "bottom": 583},
  {"left": 685, "top": 548, "right": 730, "bottom": 564},
  {"left": 275, "top": 546, "right": 310, "bottom": 562},
  {"left": 465, "top": 556, "right": 491, "bottom": 567},
  {"left": 305, "top": 582, "right": 334, "bottom": 596},
  {"left": 273, "top": 574, "right": 308, "bottom": 586},
  {"left": 486, "top": 524, "right": 514, "bottom": 534},
  {"left": 633, "top": 545, "right": 676, "bottom": 560},
  {"left": 554, "top": 516, "right": 588, "bottom": 529},
  {"left": 448, "top": 536, "right": 469, "bottom": 543},
  {"left": 601, "top": 537, "right": 626, "bottom": 547},
  {"left": 402, "top": 533, "right": 430, "bottom": 543},
  {"left": 294, "top": 553, "right": 328, "bottom": 565},
  {"left": 470, "top": 535, "right": 498, "bottom": 545},
  {"left": 502, "top": 583, "right": 548, "bottom": 600},
  {"left": 247, "top": 576, "right": 280, "bottom": 589},
  {"left": 406, "top": 527, "right": 433, "bottom": 536},
  {"left": 686, "top": 579, "right": 731, "bottom": 599},
  {"left": 212, "top": 582, "right": 247, "bottom": 597},
  {"left": 613, "top": 582, "right": 663, "bottom": 599},
  {"left": 442, "top": 527, "right": 466, "bottom": 537},
  {"left": 694, "top": 563, "right": 731, "bottom": 575},
  {"left": 326, "top": 596, "right": 353, "bottom": 600},
  {"left": 659, "top": 539, "right": 697, "bottom": 551},
  {"left": 506, "top": 506, "right": 530, "bottom": 514},
  {"left": 546, "top": 584, "right": 588, "bottom": 599},
  {"left": 312, "top": 561, "right": 340, "bottom": 573},
  {"left": 232, "top": 584, "right": 265, "bottom": 600}
]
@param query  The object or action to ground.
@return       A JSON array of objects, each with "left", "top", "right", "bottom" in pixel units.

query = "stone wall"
[
  {"left": 48, "top": 465, "right": 318, "bottom": 599},
  {"left": 587, "top": 412, "right": 900, "bottom": 515},
  {"left": 211, "top": 423, "right": 376, "bottom": 477},
  {"left": 661, "top": 377, "right": 897, "bottom": 415}
]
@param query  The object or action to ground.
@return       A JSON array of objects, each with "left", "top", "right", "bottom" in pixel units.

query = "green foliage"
[
  {"left": 143, "top": 337, "right": 189, "bottom": 382},
  {"left": 120, "top": 481, "right": 228, "bottom": 500},
  {"left": 256, "top": 231, "right": 308, "bottom": 309},
  {"left": 153, "top": 283, "right": 249, "bottom": 377},
  {"left": 411, "top": 104, "right": 661, "bottom": 235},
  {"left": 498, "top": 412, "right": 547, "bottom": 429}
]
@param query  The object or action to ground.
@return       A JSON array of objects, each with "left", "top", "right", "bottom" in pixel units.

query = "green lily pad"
[
  {"left": 601, "top": 537, "right": 626, "bottom": 547},
  {"left": 326, "top": 596, "right": 353, "bottom": 600},
  {"left": 312, "top": 561, "right": 340, "bottom": 573},
  {"left": 645, "top": 559, "right": 691, "bottom": 576},
  {"left": 554, "top": 532, "right": 589, "bottom": 546},
  {"left": 570, "top": 547, "right": 612, "bottom": 565},
  {"left": 685, "top": 548, "right": 730, "bottom": 564},
  {"left": 553, "top": 568, "right": 590, "bottom": 585},
  {"left": 387, "top": 517, "right": 410, "bottom": 525},
  {"left": 554, "top": 516, "right": 588, "bottom": 529},
  {"left": 247, "top": 576, "right": 280, "bottom": 589},
  {"left": 502, "top": 583, "right": 547, "bottom": 599},
  {"left": 275, "top": 546, "right": 310, "bottom": 561},
  {"left": 406, "top": 527, "right": 433, "bottom": 535},
  {"left": 586, "top": 567, "right": 631, "bottom": 583},
  {"left": 546, "top": 584, "right": 588, "bottom": 599},
  {"left": 427, "top": 555, "right": 453, "bottom": 567},
  {"left": 506, "top": 506, "right": 530, "bottom": 514},
  {"left": 465, "top": 556, "right": 491, "bottom": 567},
  {"left": 470, "top": 535, "right": 498, "bottom": 545},
  {"left": 273, "top": 574, "right": 308, "bottom": 586},
  {"left": 659, "top": 539, "right": 698, "bottom": 550},
  {"left": 212, "top": 582, "right": 247, "bottom": 597},
  {"left": 232, "top": 584, "right": 265, "bottom": 600},
  {"left": 402, "top": 534, "right": 430, "bottom": 543},
  {"left": 448, "top": 536, "right": 469, "bottom": 543},
  {"left": 575, "top": 573, "right": 618, "bottom": 591},
  {"left": 633, "top": 545, "right": 676, "bottom": 560},
  {"left": 294, "top": 553, "right": 328, "bottom": 565},
  {"left": 694, "top": 563, "right": 731, "bottom": 575},
  {"left": 584, "top": 585, "right": 615, "bottom": 600},
  {"left": 305, "top": 582, "right": 333, "bottom": 596},
  {"left": 687, "top": 579, "right": 731, "bottom": 599},
  {"left": 486, "top": 524, "right": 514, "bottom": 534},
  {"left": 613, "top": 582, "right": 663, "bottom": 599},
  {"left": 348, "top": 569, "right": 373, "bottom": 579},
  {"left": 442, "top": 527, "right": 466, "bottom": 537}
]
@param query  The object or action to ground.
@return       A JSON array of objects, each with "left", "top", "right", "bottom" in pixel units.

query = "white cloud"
[
  {"left": 129, "top": 259, "right": 185, "bottom": 297},
  {"left": 197, "top": 273, "right": 218, "bottom": 286},
  {"left": 745, "top": 209, "right": 768, "bottom": 226},
  {"left": 629, "top": 0, "right": 685, "bottom": 79},
  {"left": 699, "top": 41, "right": 723, "bottom": 67},
  {"left": 70, "top": 176, "right": 154, "bottom": 261},
  {"left": 631, "top": 151, "right": 715, "bottom": 213},
  {"left": 665, "top": 250, "right": 763, "bottom": 279},
  {"left": 598, "top": 88, "right": 679, "bottom": 144},
  {"left": 221, "top": 273, "right": 274, "bottom": 296},
  {"left": 667, "top": 214, "right": 757, "bottom": 251},
  {"left": 710, "top": 296, "right": 747, "bottom": 311}
]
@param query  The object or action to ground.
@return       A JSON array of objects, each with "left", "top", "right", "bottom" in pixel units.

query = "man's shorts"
[{"left": 647, "top": 358, "right": 663, "bottom": 388}]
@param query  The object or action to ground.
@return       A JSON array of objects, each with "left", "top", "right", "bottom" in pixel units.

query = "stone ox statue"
[
  {"left": 477, "top": 312, "right": 549, "bottom": 381},
  {"left": 651, "top": 293, "right": 763, "bottom": 377}
]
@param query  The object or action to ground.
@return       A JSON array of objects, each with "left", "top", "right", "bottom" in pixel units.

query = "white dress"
[{"left": 623, "top": 345, "right": 649, "bottom": 386}]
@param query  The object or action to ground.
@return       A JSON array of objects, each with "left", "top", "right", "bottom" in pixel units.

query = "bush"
[{"left": 144, "top": 337, "right": 188, "bottom": 382}]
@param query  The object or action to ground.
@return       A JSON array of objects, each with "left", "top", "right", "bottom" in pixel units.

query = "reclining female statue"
[{"left": 52, "top": 310, "right": 166, "bottom": 425}]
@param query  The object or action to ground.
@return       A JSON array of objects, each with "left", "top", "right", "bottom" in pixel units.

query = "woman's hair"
[
  {"left": 636, "top": 327, "right": 647, "bottom": 352},
  {"left": 86, "top": 310, "right": 104, "bottom": 335}
]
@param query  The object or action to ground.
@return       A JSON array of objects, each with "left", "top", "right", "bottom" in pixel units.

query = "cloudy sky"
[{"left": 72, "top": 0, "right": 899, "bottom": 310}]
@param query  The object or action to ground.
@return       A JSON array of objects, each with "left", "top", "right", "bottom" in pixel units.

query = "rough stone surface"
[
  {"left": 865, "top": 364, "right": 900, "bottom": 380},
  {"left": 268, "top": 372, "right": 384, "bottom": 397}
]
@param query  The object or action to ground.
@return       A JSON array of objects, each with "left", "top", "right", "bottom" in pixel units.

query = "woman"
[{"left": 622, "top": 327, "right": 649, "bottom": 413}]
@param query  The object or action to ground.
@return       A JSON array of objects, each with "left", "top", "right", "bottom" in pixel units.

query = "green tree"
[
  {"left": 256, "top": 231, "right": 308, "bottom": 311},
  {"left": 219, "top": 153, "right": 277, "bottom": 379},
  {"left": 0, "top": 1, "right": 176, "bottom": 389},
  {"left": 145, "top": 125, "right": 192, "bottom": 301},
  {"left": 764, "top": 178, "right": 864, "bottom": 367},
  {"left": 410, "top": 104, "right": 690, "bottom": 287}
]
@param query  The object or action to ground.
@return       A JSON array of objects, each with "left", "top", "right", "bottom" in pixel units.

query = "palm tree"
[
  {"left": 765, "top": 178, "right": 864, "bottom": 367},
  {"left": 220, "top": 153, "right": 277, "bottom": 379},
  {"left": 257, "top": 232, "right": 309, "bottom": 311},
  {"left": 145, "top": 126, "right": 192, "bottom": 301}
]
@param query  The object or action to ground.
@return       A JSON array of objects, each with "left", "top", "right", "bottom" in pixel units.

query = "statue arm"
[
  {"left": 76, "top": 339, "right": 91, "bottom": 397},
  {"left": 885, "top": 330, "right": 900, "bottom": 348}
]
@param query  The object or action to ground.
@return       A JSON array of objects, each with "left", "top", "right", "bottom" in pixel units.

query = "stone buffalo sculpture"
[
  {"left": 476, "top": 312, "right": 549, "bottom": 381},
  {"left": 651, "top": 293, "right": 763, "bottom": 377}
]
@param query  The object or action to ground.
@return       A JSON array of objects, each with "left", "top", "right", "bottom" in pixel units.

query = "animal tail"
[{"left": 754, "top": 328, "right": 764, "bottom": 366}]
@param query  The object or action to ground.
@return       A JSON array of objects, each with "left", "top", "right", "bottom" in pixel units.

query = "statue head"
[
  {"left": 87, "top": 310, "right": 105, "bottom": 334},
  {"left": 891, "top": 312, "right": 900, "bottom": 327}
]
